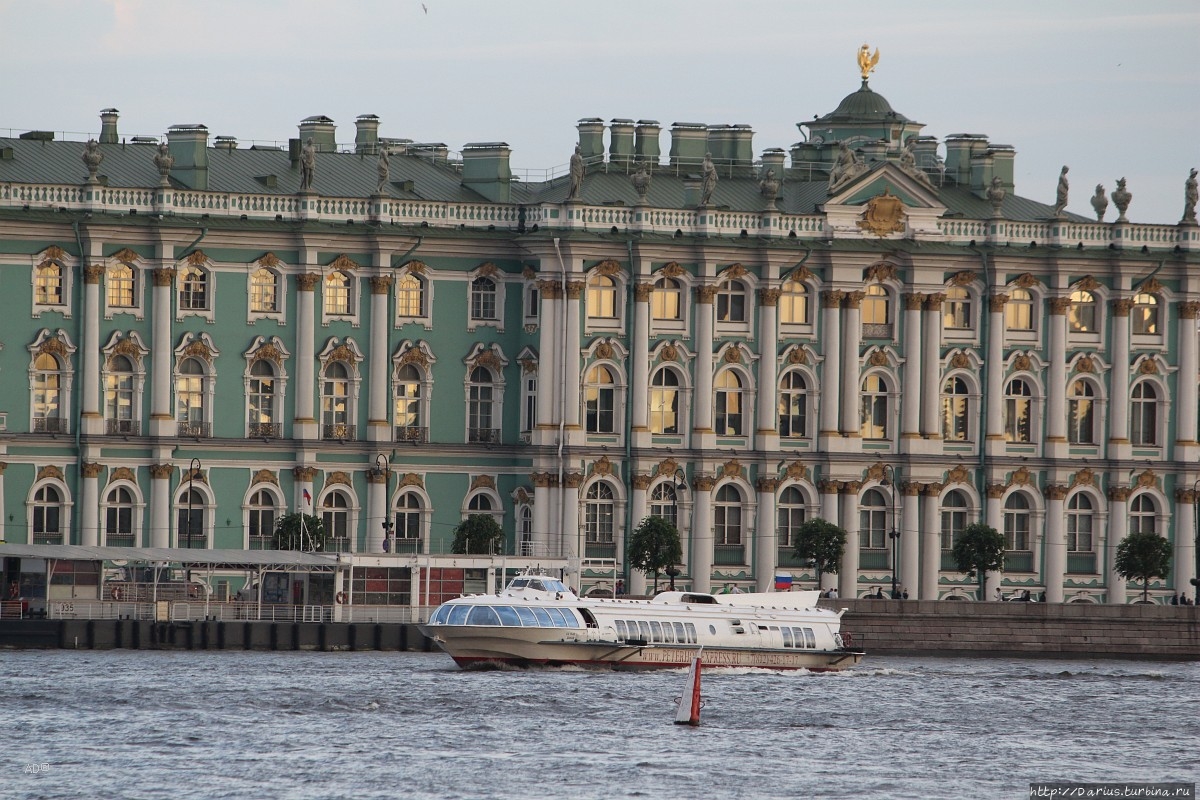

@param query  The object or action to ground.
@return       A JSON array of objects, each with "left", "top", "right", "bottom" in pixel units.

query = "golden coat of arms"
[{"left": 857, "top": 187, "right": 906, "bottom": 237}]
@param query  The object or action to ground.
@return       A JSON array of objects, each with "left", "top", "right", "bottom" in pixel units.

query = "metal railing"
[
  {"left": 394, "top": 425, "right": 428, "bottom": 443},
  {"left": 178, "top": 421, "right": 211, "bottom": 438},
  {"left": 36, "top": 599, "right": 436, "bottom": 624},
  {"left": 249, "top": 422, "right": 282, "bottom": 439},
  {"left": 322, "top": 423, "right": 357, "bottom": 441},
  {"left": 33, "top": 417, "right": 68, "bottom": 434},
  {"left": 106, "top": 418, "right": 140, "bottom": 435}
]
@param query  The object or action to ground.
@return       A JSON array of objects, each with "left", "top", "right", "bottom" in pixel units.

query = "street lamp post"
[
  {"left": 882, "top": 464, "right": 900, "bottom": 599},
  {"left": 186, "top": 457, "right": 201, "bottom": 548},
  {"left": 668, "top": 468, "right": 686, "bottom": 592},
  {"left": 377, "top": 454, "right": 393, "bottom": 553}
]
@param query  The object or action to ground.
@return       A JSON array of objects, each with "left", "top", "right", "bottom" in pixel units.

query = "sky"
[{"left": 2, "top": 0, "right": 1197, "bottom": 223}]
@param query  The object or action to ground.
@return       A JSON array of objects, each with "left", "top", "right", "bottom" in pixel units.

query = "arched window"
[
  {"left": 1067, "top": 494, "right": 1095, "bottom": 572},
  {"left": 942, "top": 376, "right": 970, "bottom": 441},
  {"left": 650, "top": 482, "right": 678, "bottom": 527},
  {"left": 322, "top": 491, "right": 351, "bottom": 552},
  {"left": 467, "top": 366, "right": 497, "bottom": 443},
  {"left": 777, "top": 486, "right": 807, "bottom": 550},
  {"left": 33, "top": 485, "right": 63, "bottom": 545},
  {"left": 470, "top": 276, "right": 497, "bottom": 321},
  {"left": 1067, "top": 379, "right": 1096, "bottom": 445},
  {"left": 33, "top": 352, "right": 64, "bottom": 433},
  {"left": 651, "top": 276, "right": 682, "bottom": 321},
  {"left": 1003, "top": 378, "right": 1033, "bottom": 442},
  {"left": 716, "top": 279, "right": 747, "bottom": 323},
  {"left": 248, "top": 360, "right": 277, "bottom": 438},
  {"left": 177, "top": 487, "right": 206, "bottom": 548},
  {"left": 518, "top": 504, "right": 533, "bottom": 556},
  {"left": 394, "top": 363, "right": 423, "bottom": 440},
  {"left": 1003, "top": 493, "right": 1031, "bottom": 552},
  {"left": 586, "top": 273, "right": 617, "bottom": 319},
  {"left": 714, "top": 484, "right": 744, "bottom": 565},
  {"left": 1130, "top": 494, "right": 1157, "bottom": 536},
  {"left": 649, "top": 367, "right": 680, "bottom": 434},
  {"left": 324, "top": 271, "right": 352, "bottom": 315},
  {"left": 584, "top": 365, "right": 616, "bottom": 434},
  {"left": 859, "top": 488, "right": 887, "bottom": 551},
  {"left": 35, "top": 262, "right": 64, "bottom": 306},
  {"left": 940, "top": 490, "right": 968, "bottom": 552},
  {"left": 250, "top": 268, "right": 278, "bottom": 313},
  {"left": 248, "top": 488, "right": 276, "bottom": 550},
  {"left": 397, "top": 272, "right": 425, "bottom": 317},
  {"left": 714, "top": 369, "right": 745, "bottom": 436},
  {"left": 108, "top": 263, "right": 136, "bottom": 308},
  {"left": 467, "top": 494, "right": 493, "bottom": 513},
  {"left": 1130, "top": 381, "right": 1159, "bottom": 446},
  {"left": 179, "top": 266, "right": 208, "bottom": 311},
  {"left": 1132, "top": 293, "right": 1159, "bottom": 335},
  {"left": 584, "top": 482, "right": 616, "bottom": 560},
  {"left": 778, "top": 370, "right": 809, "bottom": 439},
  {"left": 1068, "top": 290, "right": 1097, "bottom": 333},
  {"left": 176, "top": 357, "right": 207, "bottom": 438},
  {"left": 780, "top": 278, "right": 808, "bottom": 325},
  {"left": 862, "top": 284, "right": 890, "bottom": 335},
  {"left": 105, "top": 355, "right": 136, "bottom": 435},
  {"left": 321, "top": 361, "right": 351, "bottom": 440},
  {"left": 105, "top": 486, "right": 135, "bottom": 547},
  {"left": 860, "top": 374, "right": 890, "bottom": 440},
  {"left": 1006, "top": 288, "right": 1034, "bottom": 331},
  {"left": 395, "top": 492, "right": 423, "bottom": 553},
  {"left": 943, "top": 286, "right": 971, "bottom": 330}
]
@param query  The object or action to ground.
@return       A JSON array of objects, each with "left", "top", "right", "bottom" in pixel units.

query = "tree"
[
  {"left": 274, "top": 512, "right": 326, "bottom": 551},
  {"left": 452, "top": 514, "right": 506, "bottom": 555},
  {"left": 951, "top": 522, "right": 1005, "bottom": 600},
  {"left": 792, "top": 517, "right": 847, "bottom": 589},
  {"left": 627, "top": 516, "right": 683, "bottom": 594},
  {"left": 1115, "top": 531, "right": 1172, "bottom": 603}
]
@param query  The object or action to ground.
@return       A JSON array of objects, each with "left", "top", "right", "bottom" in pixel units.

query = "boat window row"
[
  {"left": 764, "top": 625, "right": 818, "bottom": 648},
  {"left": 428, "top": 603, "right": 582, "bottom": 628},
  {"left": 614, "top": 619, "right": 698, "bottom": 645},
  {"left": 508, "top": 577, "right": 569, "bottom": 593}
]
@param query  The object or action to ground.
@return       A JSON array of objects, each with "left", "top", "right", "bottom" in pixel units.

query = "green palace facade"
[{"left": 1, "top": 65, "right": 1198, "bottom": 603}]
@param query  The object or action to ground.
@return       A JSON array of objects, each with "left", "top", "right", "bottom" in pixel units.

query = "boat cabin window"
[
  {"left": 616, "top": 620, "right": 628, "bottom": 640},
  {"left": 447, "top": 604, "right": 471, "bottom": 626},
  {"left": 532, "top": 607, "right": 555, "bottom": 626},
  {"left": 510, "top": 579, "right": 529, "bottom": 589},
  {"left": 674, "top": 622, "right": 687, "bottom": 642},
  {"left": 638, "top": 621, "right": 653, "bottom": 641},
  {"left": 429, "top": 604, "right": 450, "bottom": 624},
  {"left": 466, "top": 605, "right": 502, "bottom": 626},
  {"left": 577, "top": 608, "right": 598, "bottom": 628},
  {"left": 493, "top": 606, "right": 522, "bottom": 626},
  {"left": 649, "top": 621, "right": 663, "bottom": 643},
  {"left": 804, "top": 628, "right": 816, "bottom": 648},
  {"left": 781, "top": 627, "right": 794, "bottom": 647},
  {"left": 681, "top": 593, "right": 718, "bottom": 604},
  {"left": 514, "top": 606, "right": 538, "bottom": 626}
]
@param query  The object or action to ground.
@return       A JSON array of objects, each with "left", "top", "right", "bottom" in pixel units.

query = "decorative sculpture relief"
[
  {"left": 1052, "top": 166, "right": 1069, "bottom": 218},
  {"left": 1183, "top": 168, "right": 1198, "bottom": 224},
  {"left": 1111, "top": 178, "right": 1132, "bottom": 222},
  {"left": 82, "top": 140, "right": 103, "bottom": 182},
  {"left": 299, "top": 138, "right": 316, "bottom": 192},
  {"left": 567, "top": 145, "right": 584, "bottom": 201},
  {"left": 699, "top": 152, "right": 718, "bottom": 207},
  {"left": 1090, "top": 184, "right": 1108, "bottom": 222},
  {"left": 986, "top": 176, "right": 1006, "bottom": 216}
]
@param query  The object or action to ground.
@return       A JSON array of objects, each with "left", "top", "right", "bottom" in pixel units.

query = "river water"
[{"left": 3, "top": 650, "right": 1196, "bottom": 799}]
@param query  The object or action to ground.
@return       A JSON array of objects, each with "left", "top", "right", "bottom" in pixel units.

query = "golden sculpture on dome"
[{"left": 857, "top": 43, "right": 880, "bottom": 81}]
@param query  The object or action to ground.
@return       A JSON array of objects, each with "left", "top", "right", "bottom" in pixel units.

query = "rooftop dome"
[{"left": 817, "top": 80, "right": 910, "bottom": 124}]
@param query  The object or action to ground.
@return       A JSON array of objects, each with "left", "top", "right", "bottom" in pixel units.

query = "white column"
[
  {"left": 1046, "top": 299, "right": 1069, "bottom": 447},
  {"left": 818, "top": 480, "right": 839, "bottom": 593},
  {"left": 149, "top": 463, "right": 172, "bottom": 548},
  {"left": 536, "top": 281, "right": 560, "bottom": 442},
  {"left": 984, "top": 486, "right": 1004, "bottom": 600},
  {"left": 692, "top": 287, "right": 715, "bottom": 435},
  {"left": 532, "top": 474, "right": 551, "bottom": 558},
  {"left": 81, "top": 266, "right": 103, "bottom": 432},
  {"left": 755, "top": 478, "right": 778, "bottom": 592},
  {"left": 564, "top": 282, "right": 584, "bottom": 432},
  {"left": 901, "top": 293, "right": 923, "bottom": 443},
  {"left": 1106, "top": 488, "right": 1129, "bottom": 603},
  {"left": 900, "top": 483, "right": 919, "bottom": 598},
  {"left": 819, "top": 291, "right": 843, "bottom": 438},
  {"left": 80, "top": 462, "right": 101, "bottom": 547},
  {"left": 1174, "top": 489, "right": 1196, "bottom": 600},
  {"left": 838, "top": 485, "right": 861, "bottom": 598},
  {"left": 293, "top": 466, "right": 316, "bottom": 518},
  {"left": 149, "top": 268, "right": 175, "bottom": 436},
  {"left": 295, "top": 275, "right": 318, "bottom": 438},
  {"left": 1175, "top": 303, "right": 1199, "bottom": 447},
  {"left": 366, "top": 469, "right": 386, "bottom": 553},
  {"left": 1109, "top": 300, "right": 1132, "bottom": 452},
  {"left": 840, "top": 293, "right": 863, "bottom": 437},
  {"left": 629, "top": 476, "right": 649, "bottom": 596},
  {"left": 985, "top": 296, "right": 1007, "bottom": 446},
  {"left": 756, "top": 289, "right": 780, "bottom": 450},
  {"left": 690, "top": 476, "right": 714, "bottom": 593},
  {"left": 562, "top": 472, "right": 582, "bottom": 586},
  {"left": 920, "top": 484, "right": 941, "bottom": 600},
  {"left": 631, "top": 284, "right": 651, "bottom": 436},
  {"left": 367, "top": 276, "right": 391, "bottom": 443},
  {"left": 921, "top": 295, "right": 943, "bottom": 438},
  {"left": 1044, "top": 486, "right": 1067, "bottom": 603}
]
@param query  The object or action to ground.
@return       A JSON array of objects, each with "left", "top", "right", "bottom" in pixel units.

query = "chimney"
[
  {"left": 988, "top": 145, "right": 1016, "bottom": 192},
  {"left": 706, "top": 125, "right": 734, "bottom": 166},
  {"left": 634, "top": 120, "right": 661, "bottom": 165},
  {"left": 943, "top": 134, "right": 989, "bottom": 186},
  {"left": 909, "top": 136, "right": 940, "bottom": 174},
  {"left": 761, "top": 148, "right": 786, "bottom": 176},
  {"left": 608, "top": 119, "right": 634, "bottom": 168},
  {"left": 99, "top": 108, "right": 119, "bottom": 144},
  {"left": 214, "top": 136, "right": 237, "bottom": 151},
  {"left": 669, "top": 122, "right": 708, "bottom": 168},
  {"left": 730, "top": 124, "right": 754, "bottom": 171},
  {"left": 298, "top": 115, "right": 337, "bottom": 152},
  {"left": 166, "top": 124, "right": 210, "bottom": 190},
  {"left": 461, "top": 142, "right": 512, "bottom": 203},
  {"left": 355, "top": 114, "right": 380, "bottom": 155},
  {"left": 577, "top": 118, "right": 605, "bottom": 162}
]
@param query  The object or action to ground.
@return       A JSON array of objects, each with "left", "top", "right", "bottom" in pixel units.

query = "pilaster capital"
[
  {"left": 536, "top": 280, "right": 562, "bottom": 299},
  {"left": 921, "top": 482, "right": 945, "bottom": 497},
  {"left": 1174, "top": 488, "right": 1197, "bottom": 504},
  {"left": 634, "top": 283, "right": 654, "bottom": 303},
  {"left": 149, "top": 463, "right": 174, "bottom": 479},
  {"left": 531, "top": 471, "right": 553, "bottom": 488},
  {"left": 692, "top": 474, "right": 716, "bottom": 491},
  {"left": 1049, "top": 297, "right": 1070, "bottom": 315},
  {"left": 565, "top": 281, "right": 585, "bottom": 301},
  {"left": 80, "top": 461, "right": 104, "bottom": 478},
  {"left": 988, "top": 294, "right": 1009, "bottom": 312},
  {"left": 755, "top": 476, "right": 779, "bottom": 493},
  {"left": 563, "top": 471, "right": 584, "bottom": 488},
  {"left": 757, "top": 288, "right": 781, "bottom": 307},
  {"left": 631, "top": 473, "right": 653, "bottom": 490},
  {"left": 695, "top": 285, "right": 718, "bottom": 305},
  {"left": 841, "top": 480, "right": 863, "bottom": 494},
  {"left": 903, "top": 293, "right": 925, "bottom": 311},
  {"left": 900, "top": 481, "right": 922, "bottom": 497},
  {"left": 821, "top": 290, "right": 845, "bottom": 309},
  {"left": 1107, "top": 486, "right": 1131, "bottom": 502},
  {"left": 152, "top": 267, "right": 176, "bottom": 287},
  {"left": 844, "top": 291, "right": 866, "bottom": 310},
  {"left": 1180, "top": 301, "right": 1200, "bottom": 320},
  {"left": 293, "top": 466, "right": 318, "bottom": 482},
  {"left": 296, "top": 273, "right": 320, "bottom": 292},
  {"left": 924, "top": 293, "right": 946, "bottom": 311},
  {"left": 1044, "top": 484, "right": 1069, "bottom": 501},
  {"left": 366, "top": 469, "right": 388, "bottom": 484},
  {"left": 369, "top": 275, "right": 393, "bottom": 295},
  {"left": 986, "top": 483, "right": 1006, "bottom": 499},
  {"left": 1111, "top": 298, "right": 1133, "bottom": 317},
  {"left": 84, "top": 264, "right": 105, "bottom": 284},
  {"left": 818, "top": 479, "right": 841, "bottom": 494}
]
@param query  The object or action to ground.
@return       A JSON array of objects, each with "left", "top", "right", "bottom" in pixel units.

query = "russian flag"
[
  {"left": 303, "top": 488, "right": 312, "bottom": 506},
  {"left": 774, "top": 573, "right": 793, "bottom": 591}
]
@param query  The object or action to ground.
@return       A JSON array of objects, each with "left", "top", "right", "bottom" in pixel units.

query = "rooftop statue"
[
  {"left": 376, "top": 147, "right": 390, "bottom": 195},
  {"left": 567, "top": 145, "right": 584, "bottom": 201},
  {"left": 857, "top": 43, "right": 880, "bottom": 81},
  {"left": 81, "top": 139, "right": 103, "bottom": 182},
  {"left": 1183, "top": 168, "right": 1198, "bottom": 224},
  {"left": 631, "top": 162, "right": 651, "bottom": 203},
  {"left": 299, "top": 138, "right": 316, "bottom": 192},
  {"left": 152, "top": 141, "right": 174, "bottom": 184},
  {"left": 1053, "top": 165, "right": 1069, "bottom": 218},
  {"left": 759, "top": 167, "right": 780, "bottom": 203},
  {"left": 1111, "top": 177, "right": 1132, "bottom": 222},
  {"left": 1090, "top": 184, "right": 1108, "bottom": 222},
  {"left": 986, "top": 176, "right": 1006, "bottom": 217},
  {"left": 699, "top": 152, "right": 718, "bottom": 206},
  {"left": 899, "top": 137, "right": 932, "bottom": 187},
  {"left": 829, "top": 141, "right": 867, "bottom": 192}
]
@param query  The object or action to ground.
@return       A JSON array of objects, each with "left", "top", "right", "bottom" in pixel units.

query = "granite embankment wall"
[{"left": 828, "top": 599, "right": 1200, "bottom": 660}]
